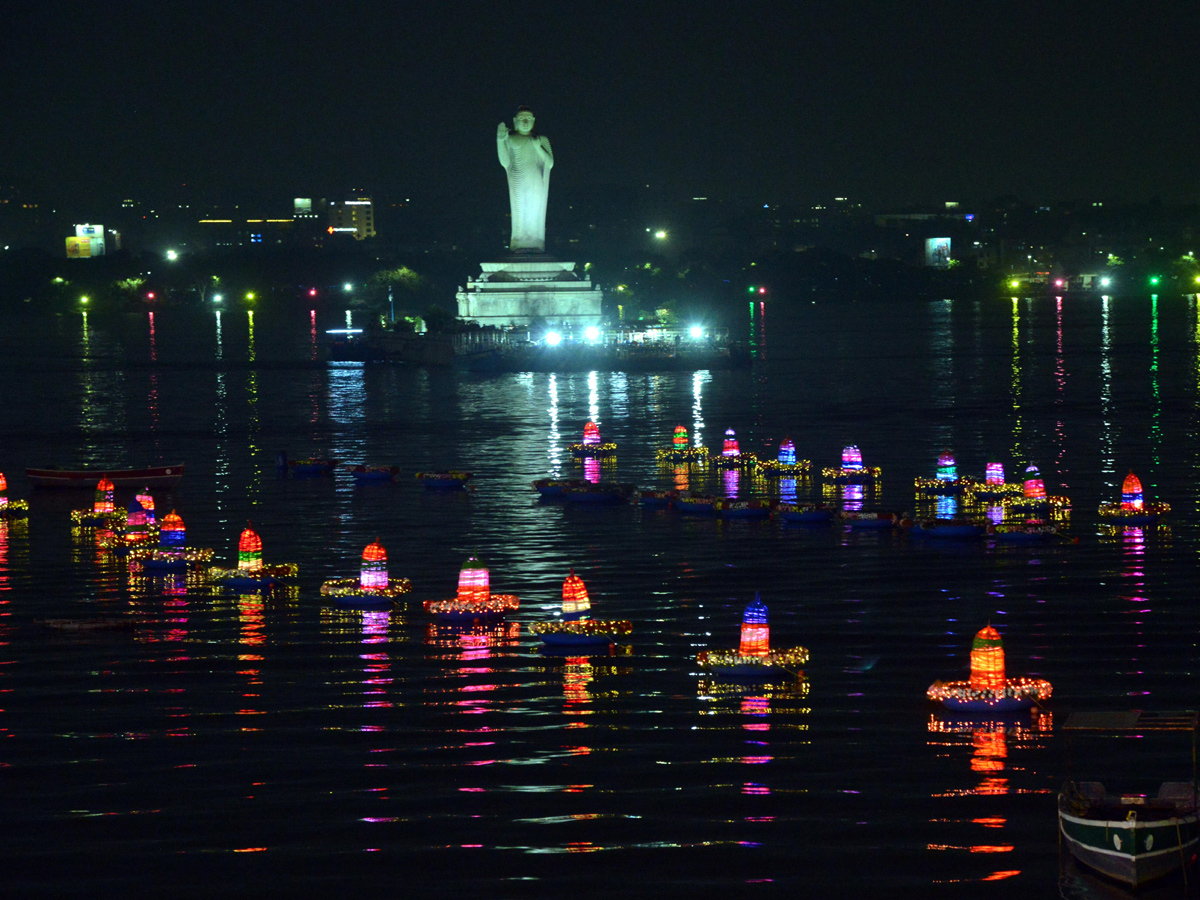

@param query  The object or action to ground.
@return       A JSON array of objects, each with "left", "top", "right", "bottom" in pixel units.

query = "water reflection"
[{"left": 1010, "top": 297, "right": 1023, "bottom": 462}]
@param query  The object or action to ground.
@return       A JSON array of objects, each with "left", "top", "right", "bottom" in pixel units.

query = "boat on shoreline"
[{"left": 26, "top": 464, "right": 184, "bottom": 489}]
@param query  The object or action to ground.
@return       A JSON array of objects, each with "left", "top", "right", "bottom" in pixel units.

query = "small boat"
[
  {"left": 635, "top": 489, "right": 675, "bottom": 507},
  {"left": 288, "top": 458, "right": 336, "bottom": 476},
  {"left": 532, "top": 478, "right": 588, "bottom": 498},
  {"left": 1059, "top": 711, "right": 1200, "bottom": 889},
  {"left": 350, "top": 465, "right": 400, "bottom": 483},
  {"left": 674, "top": 492, "right": 719, "bottom": 515},
  {"left": 988, "top": 519, "right": 1059, "bottom": 543},
  {"left": 837, "top": 510, "right": 899, "bottom": 530},
  {"left": 713, "top": 498, "right": 773, "bottom": 519},
  {"left": 415, "top": 471, "right": 472, "bottom": 490},
  {"left": 561, "top": 482, "right": 634, "bottom": 505},
  {"left": 776, "top": 502, "right": 834, "bottom": 524},
  {"left": 910, "top": 518, "right": 985, "bottom": 539},
  {"left": 26, "top": 464, "right": 184, "bottom": 489}
]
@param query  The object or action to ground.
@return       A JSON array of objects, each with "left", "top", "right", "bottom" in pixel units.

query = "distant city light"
[
  {"left": 213, "top": 293, "right": 223, "bottom": 303},
  {"left": 246, "top": 292, "right": 256, "bottom": 301},
  {"left": 308, "top": 288, "right": 318, "bottom": 297},
  {"left": 147, "top": 291, "right": 156, "bottom": 300},
  {"left": 584, "top": 325, "right": 601, "bottom": 341},
  {"left": 343, "top": 283, "right": 353, "bottom": 292},
  {"left": 545, "top": 331, "right": 563, "bottom": 346},
  {"left": 654, "top": 230, "right": 667, "bottom": 239},
  {"left": 166, "top": 249, "right": 178, "bottom": 261},
  {"left": 1100, "top": 277, "right": 1111, "bottom": 287},
  {"left": 1150, "top": 276, "right": 1161, "bottom": 285},
  {"left": 689, "top": 325, "right": 704, "bottom": 339},
  {"left": 79, "top": 295, "right": 88, "bottom": 304},
  {"left": 1054, "top": 279, "right": 1063, "bottom": 287}
]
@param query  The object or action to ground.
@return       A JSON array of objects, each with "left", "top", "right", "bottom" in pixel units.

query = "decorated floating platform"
[
  {"left": 927, "top": 624, "right": 1052, "bottom": 712},
  {"left": 775, "top": 502, "right": 834, "bottom": 524},
  {"left": 709, "top": 428, "right": 758, "bottom": 470},
  {"left": 561, "top": 482, "right": 635, "bottom": 505},
  {"left": 713, "top": 498, "right": 773, "bottom": 519},
  {"left": 96, "top": 495, "right": 160, "bottom": 554},
  {"left": 654, "top": 425, "right": 708, "bottom": 464},
  {"left": 415, "top": 470, "right": 473, "bottom": 490},
  {"left": 635, "top": 488, "right": 676, "bottom": 507},
  {"left": 909, "top": 517, "right": 985, "bottom": 539},
  {"left": 320, "top": 540, "right": 412, "bottom": 609},
  {"left": 822, "top": 445, "right": 881, "bottom": 485},
  {"left": 568, "top": 421, "right": 617, "bottom": 459},
  {"left": 349, "top": 464, "right": 400, "bottom": 482},
  {"left": 987, "top": 519, "right": 1060, "bottom": 543},
  {"left": 0, "top": 473, "right": 29, "bottom": 520},
  {"left": 696, "top": 595, "right": 809, "bottom": 679},
  {"left": 532, "top": 477, "right": 589, "bottom": 498},
  {"left": 756, "top": 439, "right": 811, "bottom": 478},
  {"left": 1098, "top": 471, "right": 1169, "bottom": 525},
  {"left": 208, "top": 524, "right": 298, "bottom": 590},
  {"left": 837, "top": 510, "right": 900, "bottom": 530},
  {"left": 964, "top": 462, "right": 1022, "bottom": 501},
  {"left": 530, "top": 570, "right": 632, "bottom": 648},
  {"left": 1002, "top": 464, "right": 1070, "bottom": 518},
  {"left": 914, "top": 451, "right": 977, "bottom": 496},
  {"left": 674, "top": 491, "right": 719, "bottom": 515},
  {"left": 288, "top": 457, "right": 336, "bottom": 476},
  {"left": 424, "top": 557, "right": 519, "bottom": 622},
  {"left": 69, "top": 478, "right": 127, "bottom": 528},
  {"left": 127, "top": 510, "right": 214, "bottom": 572}
]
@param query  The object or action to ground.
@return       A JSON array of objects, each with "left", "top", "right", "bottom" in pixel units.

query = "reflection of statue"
[{"left": 497, "top": 106, "right": 553, "bottom": 253}]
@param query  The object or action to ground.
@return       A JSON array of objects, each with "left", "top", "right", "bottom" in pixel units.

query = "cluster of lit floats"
[{"left": 535, "top": 422, "right": 1170, "bottom": 541}]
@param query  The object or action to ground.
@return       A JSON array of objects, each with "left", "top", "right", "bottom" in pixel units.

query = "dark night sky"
[{"left": 2, "top": 1, "right": 1197, "bottom": 210}]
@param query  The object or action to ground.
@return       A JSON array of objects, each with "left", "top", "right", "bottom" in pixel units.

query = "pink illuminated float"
[
  {"left": 320, "top": 540, "right": 413, "bottom": 609},
  {"left": 927, "top": 624, "right": 1052, "bottom": 711},
  {"left": 1002, "top": 464, "right": 1070, "bottom": 519},
  {"left": 759, "top": 438, "right": 812, "bottom": 477},
  {"left": 822, "top": 445, "right": 881, "bottom": 485},
  {"left": 1098, "top": 471, "right": 1169, "bottom": 525},
  {"left": 697, "top": 594, "right": 809, "bottom": 679},
  {"left": 710, "top": 428, "right": 758, "bottom": 470},
  {"left": 424, "top": 556, "right": 519, "bottom": 622},
  {"left": 655, "top": 425, "right": 708, "bottom": 464},
  {"left": 127, "top": 510, "right": 215, "bottom": 572},
  {"left": 97, "top": 495, "right": 159, "bottom": 554},
  {"left": 208, "top": 523, "right": 298, "bottom": 591},
  {"left": 966, "top": 461, "right": 1022, "bottom": 501},
  {"left": 569, "top": 421, "right": 616, "bottom": 459},
  {"left": 531, "top": 569, "right": 632, "bottom": 647},
  {"left": 0, "top": 473, "right": 28, "bottom": 520}
]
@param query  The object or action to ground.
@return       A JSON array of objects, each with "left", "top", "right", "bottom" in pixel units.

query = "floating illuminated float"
[
  {"left": 696, "top": 594, "right": 810, "bottom": 679},
  {"left": 713, "top": 497, "right": 774, "bottom": 518},
  {"left": 349, "top": 464, "right": 400, "bottom": 482},
  {"left": 0, "top": 473, "right": 28, "bottom": 520},
  {"left": 96, "top": 495, "right": 159, "bottom": 554},
  {"left": 208, "top": 523, "right": 299, "bottom": 590},
  {"left": 134, "top": 488, "right": 156, "bottom": 526},
  {"left": 1098, "top": 471, "right": 1170, "bottom": 525},
  {"left": 288, "top": 456, "right": 336, "bottom": 476},
  {"left": 914, "top": 450, "right": 976, "bottom": 495},
  {"left": 674, "top": 491, "right": 720, "bottom": 514},
  {"left": 569, "top": 421, "right": 616, "bottom": 459},
  {"left": 415, "top": 470, "right": 473, "bottom": 490},
  {"left": 654, "top": 425, "right": 708, "bottom": 463},
  {"left": 128, "top": 510, "right": 215, "bottom": 572},
  {"left": 757, "top": 438, "right": 811, "bottom": 477},
  {"left": 775, "top": 501, "right": 834, "bottom": 523},
  {"left": 927, "top": 624, "right": 1053, "bottom": 711},
  {"left": 709, "top": 428, "right": 758, "bottom": 470},
  {"left": 320, "top": 540, "right": 413, "bottom": 609},
  {"left": 561, "top": 481, "right": 635, "bottom": 504},
  {"left": 70, "top": 477, "right": 126, "bottom": 527},
  {"left": 1002, "top": 464, "right": 1070, "bottom": 518},
  {"left": 531, "top": 570, "right": 633, "bottom": 647},
  {"left": 635, "top": 487, "right": 676, "bottom": 507},
  {"left": 966, "top": 461, "right": 1022, "bottom": 501},
  {"left": 532, "top": 477, "right": 589, "bottom": 499},
  {"left": 822, "top": 445, "right": 881, "bottom": 485},
  {"left": 424, "top": 556, "right": 519, "bottom": 622}
]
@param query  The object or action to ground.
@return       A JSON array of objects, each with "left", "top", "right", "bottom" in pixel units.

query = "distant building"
[
  {"left": 66, "top": 223, "right": 120, "bottom": 258},
  {"left": 327, "top": 196, "right": 375, "bottom": 240}
]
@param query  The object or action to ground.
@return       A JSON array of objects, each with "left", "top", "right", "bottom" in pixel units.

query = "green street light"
[{"left": 1149, "top": 276, "right": 1161, "bottom": 286}]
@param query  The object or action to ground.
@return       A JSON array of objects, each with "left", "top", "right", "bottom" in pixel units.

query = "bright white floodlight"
[
  {"left": 584, "top": 325, "right": 601, "bottom": 341},
  {"left": 545, "top": 331, "right": 563, "bottom": 346},
  {"left": 688, "top": 325, "right": 703, "bottom": 339}
]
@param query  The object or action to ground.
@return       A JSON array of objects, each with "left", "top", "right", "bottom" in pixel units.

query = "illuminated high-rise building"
[{"left": 327, "top": 195, "right": 375, "bottom": 240}]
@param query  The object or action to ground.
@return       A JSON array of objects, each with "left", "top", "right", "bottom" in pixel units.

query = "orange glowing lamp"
[
  {"left": 968, "top": 625, "right": 1006, "bottom": 693},
  {"left": 673, "top": 425, "right": 688, "bottom": 449},
  {"left": 457, "top": 557, "right": 490, "bottom": 606},
  {"left": 238, "top": 525, "right": 264, "bottom": 572},
  {"left": 561, "top": 569, "right": 591, "bottom": 621},
  {"left": 1022, "top": 465, "right": 1046, "bottom": 499},
  {"left": 93, "top": 477, "right": 115, "bottom": 514},
  {"left": 738, "top": 594, "right": 770, "bottom": 657},
  {"left": 159, "top": 510, "right": 186, "bottom": 548},
  {"left": 360, "top": 540, "right": 388, "bottom": 591},
  {"left": 135, "top": 489, "right": 155, "bottom": 525},
  {"left": 1121, "top": 471, "right": 1144, "bottom": 510},
  {"left": 0, "top": 472, "right": 6, "bottom": 509}
]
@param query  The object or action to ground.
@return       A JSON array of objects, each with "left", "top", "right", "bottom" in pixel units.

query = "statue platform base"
[{"left": 457, "top": 258, "right": 602, "bottom": 330}]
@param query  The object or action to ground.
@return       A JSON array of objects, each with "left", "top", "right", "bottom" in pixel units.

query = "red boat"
[{"left": 25, "top": 464, "right": 185, "bottom": 489}]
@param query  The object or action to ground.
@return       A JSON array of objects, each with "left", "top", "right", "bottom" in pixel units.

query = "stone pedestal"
[{"left": 456, "top": 257, "right": 602, "bottom": 331}]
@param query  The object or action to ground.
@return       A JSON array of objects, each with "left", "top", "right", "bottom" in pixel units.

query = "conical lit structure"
[
  {"left": 738, "top": 594, "right": 770, "bottom": 657},
  {"left": 0, "top": 472, "right": 28, "bottom": 519},
  {"left": 936, "top": 451, "right": 957, "bottom": 482},
  {"left": 1023, "top": 465, "right": 1046, "bottom": 499},
  {"left": 238, "top": 526, "right": 264, "bottom": 572},
  {"left": 0, "top": 473, "right": 6, "bottom": 509},
  {"left": 582, "top": 421, "right": 601, "bottom": 447},
  {"left": 159, "top": 511, "right": 186, "bottom": 548},
  {"left": 968, "top": 625, "right": 1006, "bottom": 693},
  {"left": 673, "top": 425, "right": 689, "bottom": 450},
  {"left": 135, "top": 489, "right": 156, "bottom": 525},
  {"left": 927, "top": 623, "right": 1052, "bottom": 711},
  {"left": 778, "top": 439, "right": 797, "bottom": 466},
  {"left": 319, "top": 539, "right": 410, "bottom": 608},
  {"left": 842, "top": 446, "right": 863, "bottom": 471},
  {"left": 93, "top": 477, "right": 115, "bottom": 514},
  {"left": 561, "top": 569, "right": 590, "bottom": 621},
  {"left": 531, "top": 569, "right": 631, "bottom": 646},
  {"left": 208, "top": 523, "right": 298, "bottom": 589},
  {"left": 985, "top": 462, "right": 1005, "bottom": 485},
  {"left": 424, "top": 556, "right": 519, "bottom": 620},
  {"left": 359, "top": 540, "right": 388, "bottom": 590},
  {"left": 124, "top": 497, "right": 149, "bottom": 539},
  {"left": 1121, "top": 472, "right": 1144, "bottom": 510},
  {"left": 655, "top": 424, "right": 707, "bottom": 463},
  {"left": 457, "top": 557, "right": 490, "bottom": 605},
  {"left": 1098, "top": 469, "right": 1169, "bottom": 524},
  {"left": 722, "top": 428, "right": 740, "bottom": 458}
]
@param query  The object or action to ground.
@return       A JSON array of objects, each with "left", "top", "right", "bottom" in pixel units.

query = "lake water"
[{"left": 0, "top": 295, "right": 1197, "bottom": 898}]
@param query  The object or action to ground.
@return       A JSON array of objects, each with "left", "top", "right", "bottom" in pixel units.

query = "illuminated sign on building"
[
  {"left": 74, "top": 224, "right": 106, "bottom": 256},
  {"left": 925, "top": 237, "right": 951, "bottom": 268}
]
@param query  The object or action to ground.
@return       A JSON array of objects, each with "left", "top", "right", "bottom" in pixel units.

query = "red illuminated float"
[
  {"left": 822, "top": 445, "right": 881, "bottom": 485},
  {"left": 696, "top": 594, "right": 810, "bottom": 678},
  {"left": 759, "top": 438, "right": 812, "bottom": 477},
  {"left": 1098, "top": 470, "right": 1170, "bottom": 525},
  {"left": 927, "top": 624, "right": 1052, "bottom": 711},
  {"left": 655, "top": 425, "right": 708, "bottom": 464},
  {"left": 531, "top": 569, "right": 633, "bottom": 647},
  {"left": 0, "top": 473, "right": 29, "bottom": 520},
  {"left": 569, "top": 421, "right": 616, "bottom": 459},
  {"left": 710, "top": 428, "right": 758, "bottom": 470},
  {"left": 320, "top": 539, "right": 413, "bottom": 609},
  {"left": 70, "top": 477, "right": 126, "bottom": 527},
  {"left": 1002, "top": 464, "right": 1070, "bottom": 519},
  {"left": 97, "top": 495, "right": 160, "bottom": 554},
  {"left": 424, "top": 557, "right": 519, "bottom": 622},
  {"left": 208, "top": 523, "right": 298, "bottom": 590},
  {"left": 128, "top": 510, "right": 215, "bottom": 572}
]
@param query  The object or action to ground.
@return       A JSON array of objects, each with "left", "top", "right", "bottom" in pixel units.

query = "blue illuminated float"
[
  {"left": 320, "top": 540, "right": 413, "bottom": 609},
  {"left": 927, "top": 624, "right": 1052, "bottom": 711},
  {"left": 0, "top": 473, "right": 28, "bottom": 520},
  {"left": 710, "top": 428, "right": 758, "bottom": 470},
  {"left": 70, "top": 477, "right": 126, "bottom": 528},
  {"left": 415, "top": 470, "right": 473, "bottom": 490},
  {"left": 128, "top": 510, "right": 215, "bottom": 572},
  {"left": 655, "top": 425, "right": 708, "bottom": 464},
  {"left": 915, "top": 450, "right": 976, "bottom": 495},
  {"left": 532, "top": 477, "right": 589, "bottom": 499},
  {"left": 424, "top": 557, "right": 519, "bottom": 622},
  {"left": 208, "top": 524, "right": 298, "bottom": 590},
  {"left": 1098, "top": 471, "right": 1169, "bottom": 526},
  {"left": 822, "top": 445, "right": 881, "bottom": 485},
  {"left": 531, "top": 570, "right": 632, "bottom": 648},
  {"left": 758, "top": 438, "right": 812, "bottom": 477},
  {"left": 569, "top": 421, "right": 616, "bottom": 459},
  {"left": 696, "top": 594, "right": 809, "bottom": 679}
]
